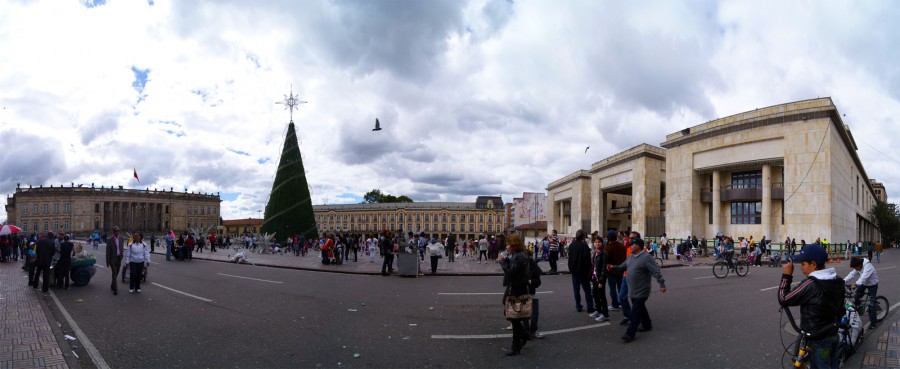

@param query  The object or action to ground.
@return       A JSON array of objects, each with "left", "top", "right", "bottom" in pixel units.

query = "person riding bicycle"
[
  {"left": 724, "top": 237, "right": 735, "bottom": 270},
  {"left": 777, "top": 244, "right": 845, "bottom": 369},
  {"left": 844, "top": 257, "right": 880, "bottom": 329}
]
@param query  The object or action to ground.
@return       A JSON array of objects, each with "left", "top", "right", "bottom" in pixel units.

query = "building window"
[
  {"left": 399, "top": 213, "right": 404, "bottom": 222},
  {"left": 451, "top": 224, "right": 456, "bottom": 232},
  {"left": 442, "top": 213, "right": 447, "bottom": 222},
  {"left": 479, "top": 224, "right": 484, "bottom": 232},
  {"left": 488, "top": 225, "right": 493, "bottom": 232},
  {"left": 43, "top": 221, "right": 49, "bottom": 231},
  {"left": 425, "top": 224, "right": 430, "bottom": 231},
  {"left": 442, "top": 224, "right": 447, "bottom": 231},
  {"left": 64, "top": 204, "right": 69, "bottom": 214},
  {"left": 451, "top": 214, "right": 456, "bottom": 222},
  {"left": 708, "top": 204, "right": 713, "bottom": 225},
  {"left": 416, "top": 213, "right": 420, "bottom": 222},
  {"left": 55, "top": 203, "right": 61, "bottom": 213},
  {"left": 480, "top": 214, "right": 484, "bottom": 222},
  {"left": 64, "top": 220, "right": 70, "bottom": 230},
  {"left": 33, "top": 204, "right": 38, "bottom": 213},
  {"left": 425, "top": 214, "right": 430, "bottom": 222},
  {"left": 730, "top": 202, "right": 761, "bottom": 224},
  {"left": 433, "top": 223, "right": 437, "bottom": 231},
  {"left": 44, "top": 204, "right": 49, "bottom": 213},
  {"left": 33, "top": 222, "right": 38, "bottom": 232},
  {"left": 407, "top": 223, "right": 412, "bottom": 231},
  {"left": 731, "top": 171, "right": 762, "bottom": 188},
  {"left": 469, "top": 224, "right": 474, "bottom": 232},
  {"left": 390, "top": 214, "right": 395, "bottom": 221},
  {"left": 23, "top": 204, "right": 28, "bottom": 214},
  {"left": 22, "top": 223, "right": 27, "bottom": 232},
  {"left": 488, "top": 214, "right": 493, "bottom": 222}
]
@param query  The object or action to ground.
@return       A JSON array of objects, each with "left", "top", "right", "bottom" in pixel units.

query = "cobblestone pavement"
[
  {"left": 862, "top": 320, "right": 900, "bottom": 369},
  {"left": 0, "top": 263, "right": 68, "bottom": 369}
]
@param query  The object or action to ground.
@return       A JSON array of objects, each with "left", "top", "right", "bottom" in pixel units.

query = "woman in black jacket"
[{"left": 500, "top": 234, "right": 530, "bottom": 356}]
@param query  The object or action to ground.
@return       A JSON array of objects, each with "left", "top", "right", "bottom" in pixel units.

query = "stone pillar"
[
  {"left": 762, "top": 164, "right": 772, "bottom": 240},
  {"left": 712, "top": 171, "right": 721, "bottom": 235},
  {"left": 590, "top": 176, "right": 601, "bottom": 234},
  {"left": 600, "top": 191, "right": 608, "bottom": 233}
]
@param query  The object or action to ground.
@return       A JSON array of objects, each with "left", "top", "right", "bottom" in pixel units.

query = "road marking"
[
  {"left": 431, "top": 322, "right": 609, "bottom": 339},
  {"left": 151, "top": 283, "right": 213, "bottom": 302},
  {"left": 761, "top": 281, "right": 798, "bottom": 292},
  {"left": 891, "top": 301, "right": 900, "bottom": 312},
  {"left": 437, "top": 291, "right": 553, "bottom": 296},
  {"left": 876, "top": 266, "right": 896, "bottom": 271},
  {"left": 693, "top": 276, "right": 716, "bottom": 280},
  {"left": 217, "top": 273, "right": 283, "bottom": 284},
  {"left": 49, "top": 290, "right": 111, "bottom": 369}
]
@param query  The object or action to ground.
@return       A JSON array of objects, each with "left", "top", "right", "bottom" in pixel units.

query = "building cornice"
[{"left": 589, "top": 143, "right": 666, "bottom": 174}]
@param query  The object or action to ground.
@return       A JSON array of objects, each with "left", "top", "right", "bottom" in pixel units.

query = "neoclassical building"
[
  {"left": 5, "top": 184, "right": 221, "bottom": 235},
  {"left": 548, "top": 98, "right": 883, "bottom": 244},
  {"left": 313, "top": 196, "right": 505, "bottom": 240}
]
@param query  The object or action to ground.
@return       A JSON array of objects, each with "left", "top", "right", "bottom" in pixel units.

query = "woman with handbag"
[{"left": 499, "top": 234, "right": 531, "bottom": 356}]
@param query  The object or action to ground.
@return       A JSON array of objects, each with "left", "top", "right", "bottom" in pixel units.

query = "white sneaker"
[
  {"left": 595, "top": 314, "right": 610, "bottom": 322},
  {"left": 589, "top": 312, "right": 600, "bottom": 318},
  {"left": 129, "top": 289, "right": 134, "bottom": 293},
  {"left": 136, "top": 289, "right": 141, "bottom": 293},
  {"left": 505, "top": 324, "right": 513, "bottom": 330},
  {"left": 609, "top": 306, "right": 621, "bottom": 311}
]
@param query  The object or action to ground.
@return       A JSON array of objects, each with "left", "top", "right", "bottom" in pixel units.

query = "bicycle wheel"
[
  {"left": 713, "top": 261, "right": 729, "bottom": 278},
  {"left": 836, "top": 343, "right": 849, "bottom": 368},
  {"left": 655, "top": 257, "right": 663, "bottom": 268},
  {"left": 875, "top": 296, "right": 890, "bottom": 322},
  {"left": 735, "top": 261, "right": 749, "bottom": 277}
]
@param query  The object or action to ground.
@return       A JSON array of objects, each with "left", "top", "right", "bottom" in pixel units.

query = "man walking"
[
  {"left": 106, "top": 226, "right": 126, "bottom": 295},
  {"left": 32, "top": 232, "right": 56, "bottom": 292},
  {"left": 605, "top": 231, "right": 626, "bottom": 312},
  {"left": 610, "top": 233, "right": 667, "bottom": 343},
  {"left": 548, "top": 230, "right": 560, "bottom": 274},
  {"left": 567, "top": 230, "right": 594, "bottom": 314}
]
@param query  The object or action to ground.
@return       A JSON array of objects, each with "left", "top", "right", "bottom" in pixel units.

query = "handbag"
[{"left": 504, "top": 293, "right": 533, "bottom": 319}]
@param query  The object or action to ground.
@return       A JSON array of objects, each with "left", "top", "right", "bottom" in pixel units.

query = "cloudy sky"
[{"left": 1, "top": 0, "right": 899, "bottom": 222}]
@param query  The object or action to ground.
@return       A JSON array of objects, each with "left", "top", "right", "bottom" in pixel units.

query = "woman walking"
[
  {"left": 499, "top": 234, "right": 530, "bottom": 356},
  {"left": 426, "top": 238, "right": 444, "bottom": 274},
  {"left": 124, "top": 232, "right": 151, "bottom": 293}
]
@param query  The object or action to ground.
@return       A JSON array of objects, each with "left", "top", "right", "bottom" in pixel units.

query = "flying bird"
[
  {"left": 372, "top": 118, "right": 382, "bottom": 131},
  {"left": 584, "top": 146, "right": 590, "bottom": 154}
]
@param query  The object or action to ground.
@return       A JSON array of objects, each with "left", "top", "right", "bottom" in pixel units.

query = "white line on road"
[
  {"left": 431, "top": 322, "right": 609, "bottom": 339},
  {"left": 217, "top": 273, "right": 283, "bottom": 284},
  {"left": 151, "top": 283, "right": 213, "bottom": 302},
  {"left": 891, "top": 301, "right": 900, "bottom": 312},
  {"left": 49, "top": 290, "right": 111, "bottom": 369},
  {"left": 437, "top": 291, "right": 554, "bottom": 296},
  {"left": 876, "top": 266, "right": 897, "bottom": 270},
  {"left": 693, "top": 276, "right": 716, "bottom": 280}
]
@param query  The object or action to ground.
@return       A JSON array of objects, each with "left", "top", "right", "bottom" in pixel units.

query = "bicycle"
[
  {"left": 712, "top": 252, "right": 748, "bottom": 278},
  {"left": 847, "top": 285, "right": 890, "bottom": 324},
  {"left": 835, "top": 285, "right": 866, "bottom": 367}
]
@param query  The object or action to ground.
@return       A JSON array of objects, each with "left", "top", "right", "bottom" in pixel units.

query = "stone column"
[
  {"left": 762, "top": 164, "right": 772, "bottom": 240},
  {"left": 590, "top": 176, "right": 601, "bottom": 233},
  {"left": 600, "top": 191, "right": 608, "bottom": 234},
  {"left": 712, "top": 171, "right": 721, "bottom": 235}
]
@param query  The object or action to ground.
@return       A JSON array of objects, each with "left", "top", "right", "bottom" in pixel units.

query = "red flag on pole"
[{"left": 134, "top": 167, "right": 140, "bottom": 183}]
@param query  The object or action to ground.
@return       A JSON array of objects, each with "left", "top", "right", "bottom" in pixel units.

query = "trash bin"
[{"left": 397, "top": 253, "right": 419, "bottom": 277}]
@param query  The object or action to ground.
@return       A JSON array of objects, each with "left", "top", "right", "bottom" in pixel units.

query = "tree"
[
  {"left": 261, "top": 122, "right": 319, "bottom": 239},
  {"left": 869, "top": 201, "right": 900, "bottom": 243},
  {"left": 361, "top": 189, "right": 414, "bottom": 203}
]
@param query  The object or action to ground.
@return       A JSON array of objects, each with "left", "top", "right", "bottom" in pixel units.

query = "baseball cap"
[
  {"left": 632, "top": 238, "right": 645, "bottom": 248},
  {"left": 606, "top": 230, "right": 617, "bottom": 241},
  {"left": 791, "top": 244, "right": 828, "bottom": 266}
]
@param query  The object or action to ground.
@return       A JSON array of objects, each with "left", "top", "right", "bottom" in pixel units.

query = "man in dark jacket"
[
  {"left": 567, "top": 230, "right": 594, "bottom": 314},
  {"left": 56, "top": 235, "right": 74, "bottom": 289},
  {"left": 610, "top": 234, "right": 666, "bottom": 343},
  {"left": 605, "top": 231, "right": 627, "bottom": 312},
  {"left": 32, "top": 232, "right": 56, "bottom": 292},
  {"left": 778, "top": 244, "right": 844, "bottom": 368}
]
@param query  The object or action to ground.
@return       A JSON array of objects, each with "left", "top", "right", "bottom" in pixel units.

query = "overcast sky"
[{"left": 1, "top": 0, "right": 899, "bottom": 223}]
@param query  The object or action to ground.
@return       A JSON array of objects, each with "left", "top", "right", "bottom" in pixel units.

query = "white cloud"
[{"left": 1, "top": 0, "right": 899, "bottom": 225}]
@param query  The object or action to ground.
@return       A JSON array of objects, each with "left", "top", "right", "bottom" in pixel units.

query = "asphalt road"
[{"left": 44, "top": 250, "right": 899, "bottom": 368}]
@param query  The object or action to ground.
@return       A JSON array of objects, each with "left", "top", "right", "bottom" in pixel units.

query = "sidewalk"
[
  {"left": 861, "top": 318, "right": 900, "bottom": 369},
  {"left": 149, "top": 247, "right": 700, "bottom": 275},
  {"left": 0, "top": 263, "right": 69, "bottom": 369}
]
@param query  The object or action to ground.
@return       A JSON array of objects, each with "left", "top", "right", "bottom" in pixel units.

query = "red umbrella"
[{"left": 0, "top": 224, "right": 22, "bottom": 235}]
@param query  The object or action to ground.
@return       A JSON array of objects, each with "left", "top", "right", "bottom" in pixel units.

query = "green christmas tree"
[{"left": 261, "top": 121, "right": 319, "bottom": 240}]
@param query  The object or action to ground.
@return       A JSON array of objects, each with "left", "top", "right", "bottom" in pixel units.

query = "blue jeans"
[
  {"left": 571, "top": 275, "right": 594, "bottom": 312},
  {"left": 806, "top": 335, "right": 838, "bottom": 369},
  {"left": 619, "top": 278, "right": 632, "bottom": 320},
  {"left": 855, "top": 284, "right": 879, "bottom": 325},
  {"left": 876, "top": 252, "right": 881, "bottom": 263},
  {"left": 607, "top": 274, "right": 622, "bottom": 308},
  {"left": 625, "top": 297, "right": 651, "bottom": 337}
]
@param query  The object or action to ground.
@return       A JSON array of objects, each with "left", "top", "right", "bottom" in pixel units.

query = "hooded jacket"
[{"left": 777, "top": 268, "right": 845, "bottom": 339}]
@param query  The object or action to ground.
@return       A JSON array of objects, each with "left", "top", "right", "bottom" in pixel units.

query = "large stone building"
[
  {"left": 870, "top": 179, "right": 887, "bottom": 203},
  {"left": 313, "top": 196, "right": 505, "bottom": 240},
  {"left": 5, "top": 184, "right": 221, "bottom": 235},
  {"left": 548, "top": 98, "right": 883, "bottom": 244}
]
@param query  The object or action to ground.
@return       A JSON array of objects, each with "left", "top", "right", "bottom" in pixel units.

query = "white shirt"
[
  {"left": 845, "top": 258, "right": 879, "bottom": 286},
  {"left": 124, "top": 241, "right": 151, "bottom": 264},
  {"left": 427, "top": 242, "right": 444, "bottom": 256}
]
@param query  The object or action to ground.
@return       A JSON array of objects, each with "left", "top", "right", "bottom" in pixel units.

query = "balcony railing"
[
  {"left": 610, "top": 206, "right": 632, "bottom": 214},
  {"left": 700, "top": 188, "right": 713, "bottom": 203},
  {"left": 772, "top": 182, "right": 784, "bottom": 199},
  {"left": 720, "top": 184, "right": 762, "bottom": 202}
]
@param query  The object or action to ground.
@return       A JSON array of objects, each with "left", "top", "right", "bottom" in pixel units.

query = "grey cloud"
[
  {"left": 80, "top": 111, "right": 120, "bottom": 145},
  {"left": 0, "top": 130, "right": 66, "bottom": 194},
  {"left": 309, "top": 0, "right": 467, "bottom": 83}
]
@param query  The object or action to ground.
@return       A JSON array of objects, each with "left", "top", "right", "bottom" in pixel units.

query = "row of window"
[
  {"left": 317, "top": 212, "right": 498, "bottom": 223},
  {"left": 20, "top": 220, "right": 70, "bottom": 233},
  {"left": 188, "top": 206, "right": 217, "bottom": 216},
  {"left": 21, "top": 203, "right": 69, "bottom": 215},
  {"left": 321, "top": 223, "right": 497, "bottom": 233},
  {"left": 706, "top": 201, "right": 783, "bottom": 225}
]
